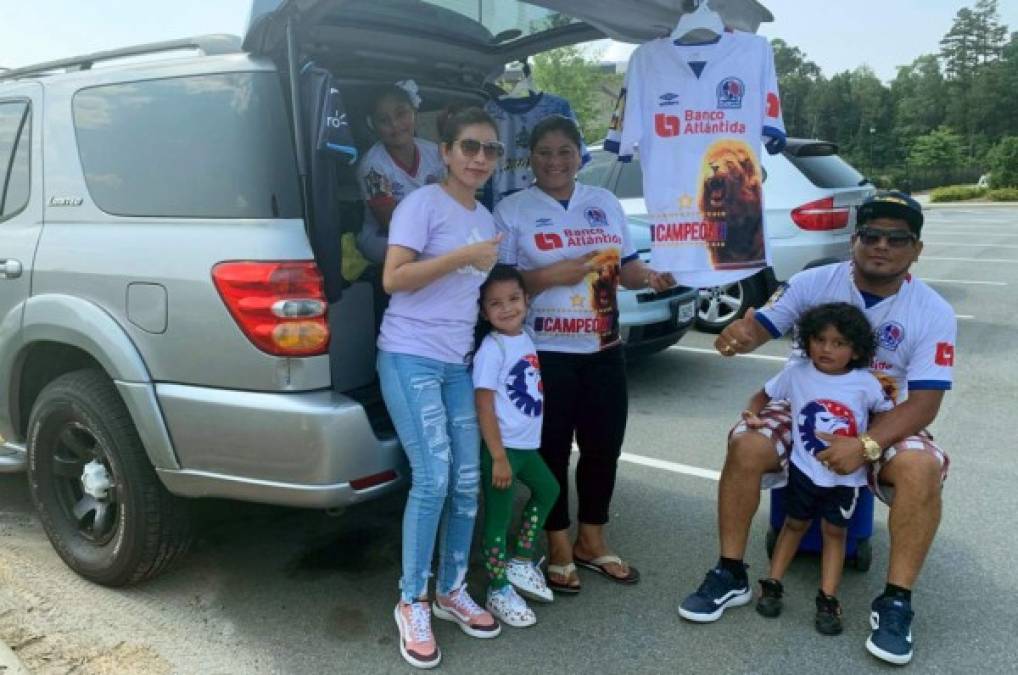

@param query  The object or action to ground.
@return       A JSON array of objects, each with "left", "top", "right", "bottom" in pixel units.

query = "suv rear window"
[
  {"left": 784, "top": 146, "right": 865, "bottom": 189},
  {"left": 73, "top": 73, "right": 301, "bottom": 218}
]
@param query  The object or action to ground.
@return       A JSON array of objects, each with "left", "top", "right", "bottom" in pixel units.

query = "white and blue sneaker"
[
  {"left": 678, "top": 566, "right": 752, "bottom": 623},
  {"left": 866, "top": 595, "right": 915, "bottom": 665}
]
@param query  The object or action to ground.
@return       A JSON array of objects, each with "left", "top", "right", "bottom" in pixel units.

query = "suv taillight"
[
  {"left": 791, "top": 197, "right": 850, "bottom": 231},
  {"left": 212, "top": 261, "right": 329, "bottom": 357}
]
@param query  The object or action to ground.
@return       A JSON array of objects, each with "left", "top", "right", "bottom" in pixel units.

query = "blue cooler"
[{"left": 766, "top": 485, "right": 875, "bottom": 571}]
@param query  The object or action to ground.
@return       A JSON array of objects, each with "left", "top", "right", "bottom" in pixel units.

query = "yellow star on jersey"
[
  {"left": 571, "top": 294, "right": 586, "bottom": 308},
  {"left": 679, "top": 194, "right": 694, "bottom": 209}
]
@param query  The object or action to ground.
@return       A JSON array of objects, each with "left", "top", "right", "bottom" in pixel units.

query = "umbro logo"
[{"left": 658, "top": 92, "right": 681, "bottom": 107}]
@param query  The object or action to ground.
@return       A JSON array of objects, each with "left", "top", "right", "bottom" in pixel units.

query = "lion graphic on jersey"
[
  {"left": 506, "top": 354, "right": 543, "bottom": 417},
  {"left": 698, "top": 139, "right": 764, "bottom": 270}
]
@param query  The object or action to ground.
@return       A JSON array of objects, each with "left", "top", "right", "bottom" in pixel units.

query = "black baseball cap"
[{"left": 856, "top": 191, "right": 924, "bottom": 235}]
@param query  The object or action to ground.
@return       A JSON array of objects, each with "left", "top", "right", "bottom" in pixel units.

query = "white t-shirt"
[
  {"left": 756, "top": 262, "right": 957, "bottom": 401},
  {"left": 483, "top": 93, "right": 590, "bottom": 208},
  {"left": 606, "top": 30, "right": 786, "bottom": 288},
  {"left": 472, "top": 331, "right": 544, "bottom": 450},
  {"left": 495, "top": 183, "right": 638, "bottom": 354},
  {"left": 765, "top": 361, "right": 895, "bottom": 487},
  {"left": 378, "top": 184, "right": 495, "bottom": 364},
  {"left": 356, "top": 139, "right": 445, "bottom": 263}
]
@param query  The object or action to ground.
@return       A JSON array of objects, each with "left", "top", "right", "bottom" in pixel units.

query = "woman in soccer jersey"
[
  {"left": 357, "top": 81, "right": 446, "bottom": 264},
  {"left": 494, "top": 115, "right": 675, "bottom": 593}
]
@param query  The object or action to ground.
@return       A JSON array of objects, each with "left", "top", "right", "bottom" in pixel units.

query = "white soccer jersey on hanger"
[{"left": 606, "top": 30, "right": 786, "bottom": 288}]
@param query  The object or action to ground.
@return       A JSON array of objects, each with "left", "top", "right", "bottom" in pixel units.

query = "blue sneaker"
[
  {"left": 866, "top": 595, "right": 915, "bottom": 665},
  {"left": 678, "top": 566, "right": 751, "bottom": 623}
]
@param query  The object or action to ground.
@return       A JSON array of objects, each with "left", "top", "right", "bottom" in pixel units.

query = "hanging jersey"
[
  {"left": 472, "top": 331, "right": 544, "bottom": 450},
  {"left": 483, "top": 93, "right": 591, "bottom": 208},
  {"left": 495, "top": 183, "right": 637, "bottom": 354},
  {"left": 605, "top": 31, "right": 786, "bottom": 288},
  {"left": 765, "top": 361, "right": 895, "bottom": 487},
  {"left": 356, "top": 139, "right": 445, "bottom": 263},
  {"left": 756, "top": 262, "right": 957, "bottom": 401}
]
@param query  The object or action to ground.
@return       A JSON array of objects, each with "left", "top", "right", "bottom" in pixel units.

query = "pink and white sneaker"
[
  {"left": 394, "top": 601, "right": 441, "bottom": 669},
  {"left": 433, "top": 585, "right": 502, "bottom": 638}
]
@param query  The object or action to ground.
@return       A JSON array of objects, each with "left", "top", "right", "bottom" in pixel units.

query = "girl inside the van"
[
  {"left": 471, "top": 264, "right": 559, "bottom": 628},
  {"left": 377, "top": 106, "right": 506, "bottom": 670},
  {"left": 356, "top": 81, "right": 446, "bottom": 264}
]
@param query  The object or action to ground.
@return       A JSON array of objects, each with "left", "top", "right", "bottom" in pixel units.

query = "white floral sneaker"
[
  {"left": 507, "top": 557, "right": 554, "bottom": 603},
  {"left": 486, "top": 585, "right": 537, "bottom": 628},
  {"left": 394, "top": 601, "right": 441, "bottom": 669},
  {"left": 433, "top": 585, "right": 502, "bottom": 638}
]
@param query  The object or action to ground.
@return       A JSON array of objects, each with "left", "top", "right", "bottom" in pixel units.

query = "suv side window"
[
  {"left": 0, "top": 101, "right": 31, "bottom": 221},
  {"left": 72, "top": 73, "right": 301, "bottom": 219},
  {"left": 616, "top": 159, "right": 643, "bottom": 199}
]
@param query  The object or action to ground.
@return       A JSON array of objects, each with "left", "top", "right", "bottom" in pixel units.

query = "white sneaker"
[
  {"left": 486, "top": 586, "right": 537, "bottom": 628},
  {"left": 507, "top": 557, "right": 554, "bottom": 603}
]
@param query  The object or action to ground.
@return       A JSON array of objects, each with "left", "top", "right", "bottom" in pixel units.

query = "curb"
[
  {"left": 918, "top": 200, "right": 1018, "bottom": 209},
  {"left": 0, "top": 639, "right": 30, "bottom": 675}
]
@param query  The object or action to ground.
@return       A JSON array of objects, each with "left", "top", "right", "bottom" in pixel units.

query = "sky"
[{"left": 2, "top": 1, "right": 1017, "bottom": 82}]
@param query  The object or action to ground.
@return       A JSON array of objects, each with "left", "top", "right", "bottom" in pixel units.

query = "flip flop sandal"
[
  {"left": 545, "top": 562, "right": 581, "bottom": 595},
  {"left": 574, "top": 555, "right": 641, "bottom": 585}
]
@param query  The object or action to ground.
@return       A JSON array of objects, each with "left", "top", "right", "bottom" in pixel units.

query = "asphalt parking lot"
[{"left": 0, "top": 205, "right": 1015, "bottom": 674}]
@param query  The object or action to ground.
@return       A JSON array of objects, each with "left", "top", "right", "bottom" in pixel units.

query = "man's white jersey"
[
  {"left": 765, "top": 362, "right": 895, "bottom": 487},
  {"left": 483, "top": 93, "right": 590, "bottom": 208},
  {"left": 756, "top": 262, "right": 957, "bottom": 400},
  {"left": 495, "top": 183, "right": 637, "bottom": 354},
  {"left": 606, "top": 31, "right": 786, "bottom": 288},
  {"left": 356, "top": 139, "right": 445, "bottom": 263}
]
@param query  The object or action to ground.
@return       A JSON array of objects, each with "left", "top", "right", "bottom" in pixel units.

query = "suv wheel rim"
[
  {"left": 51, "top": 422, "right": 120, "bottom": 544},
  {"left": 698, "top": 283, "right": 744, "bottom": 324}
]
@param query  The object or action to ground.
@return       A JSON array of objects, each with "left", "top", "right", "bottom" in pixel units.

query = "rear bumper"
[
  {"left": 769, "top": 234, "right": 851, "bottom": 282},
  {"left": 154, "top": 383, "right": 406, "bottom": 509},
  {"left": 620, "top": 286, "right": 699, "bottom": 355}
]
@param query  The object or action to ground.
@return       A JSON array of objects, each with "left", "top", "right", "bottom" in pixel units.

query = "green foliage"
[
  {"left": 929, "top": 185, "right": 987, "bottom": 202},
  {"left": 909, "top": 127, "right": 965, "bottom": 172},
  {"left": 987, "top": 187, "right": 1018, "bottom": 201},
  {"left": 531, "top": 45, "right": 619, "bottom": 144},
  {"left": 987, "top": 136, "right": 1018, "bottom": 187}
]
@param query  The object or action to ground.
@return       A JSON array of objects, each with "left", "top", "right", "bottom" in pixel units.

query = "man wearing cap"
[{"left": 678, "top": 192, "right": 955, "bottom": 666}]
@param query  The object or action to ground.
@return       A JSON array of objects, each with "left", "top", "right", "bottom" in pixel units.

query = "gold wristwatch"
[{"left": 859, "top": 434, "right": 883, "bottom": 462}]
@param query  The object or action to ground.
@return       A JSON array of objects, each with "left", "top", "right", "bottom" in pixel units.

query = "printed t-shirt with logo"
[
  {"left": 472, "top": 331, "right": 544, "bottom": 450},
  {"left": 356, "top": 139, "right": 446, "bottom": 263},
  {"left": 495, "top": 183, "right": 637, "bottom": 354},
  {"left": 756, "top": 262, "right": 957, "bottom": 401},
  {"left": 378, "top": 184, "right": 496, "bottom": 364},
  {"left": 605, "top": 30, "right": 786, "bottom": 288},
  {"left": 765, "top": 361, "right": 895, "bottom": 487},
  {"left": 483, "top": 93, "right": 590, "bottom": 208}
]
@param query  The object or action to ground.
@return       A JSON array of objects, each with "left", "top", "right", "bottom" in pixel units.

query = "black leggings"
[{"left": 538, "top": 347, "right": 628, "bottom": 531}]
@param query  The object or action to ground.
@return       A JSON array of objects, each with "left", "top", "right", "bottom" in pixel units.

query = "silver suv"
[{"left": 0, "top": 0, "right": 776, "bottom": 585}]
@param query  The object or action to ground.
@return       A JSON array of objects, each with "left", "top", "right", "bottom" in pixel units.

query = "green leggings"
[{"left": 481, "top": 447, "right": 560, "bottom": 589}]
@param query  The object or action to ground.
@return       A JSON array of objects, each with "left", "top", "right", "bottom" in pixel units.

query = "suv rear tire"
[
  {"left": 27, "top": 369, "right": 192, "bottom": 586},
  {"left": 695, "top": 272, "right": 768, "bottom": 334}
]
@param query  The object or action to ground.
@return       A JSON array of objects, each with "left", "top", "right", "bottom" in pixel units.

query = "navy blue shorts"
[{"left": 784, "top": 462, "right": 862, "bottom": 528}]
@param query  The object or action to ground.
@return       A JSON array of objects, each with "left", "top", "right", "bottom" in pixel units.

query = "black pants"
[{"left": 538, "top": 346, "right": 628, "bottom": 531}]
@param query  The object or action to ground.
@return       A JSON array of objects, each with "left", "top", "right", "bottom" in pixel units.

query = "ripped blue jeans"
[{"left": 377, "top": 350, "right": 481, "bottom": 603}]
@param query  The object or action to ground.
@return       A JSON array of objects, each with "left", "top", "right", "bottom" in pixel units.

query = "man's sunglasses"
[
  {"left": 456, "top": 139, "right": 505, "bottom": 160},
  {"left": 856, "top": 227, "right": 918, "bottom": 248}
]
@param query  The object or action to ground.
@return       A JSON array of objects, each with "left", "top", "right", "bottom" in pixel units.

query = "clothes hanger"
[
  {"left": 503, "top": 60, "right": 538, "bottom": 99},
  {"left": 671, "top": 0, "right": 725, "bottom": 44}
]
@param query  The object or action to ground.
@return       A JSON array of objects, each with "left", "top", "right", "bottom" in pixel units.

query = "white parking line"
[
  {"left": 956, "top": 314, "right": 975, "bottom": 320},
  {"left": 923, "top": 242, "right": 1018, "bottom": 249},
  {"left": 920, "top": 278, "right": 1007, "bottom": 286},
  {"left": 669, "top": 346, "right": 787, "bottom": 362},
  {"left": 921, "top": 256, "right": 1018, "bottom": 264},
  {"left": 619, "top": 452, "right": 720, "bottom": 481}
]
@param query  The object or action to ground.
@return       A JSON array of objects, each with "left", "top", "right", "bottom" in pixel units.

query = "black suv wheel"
[{"left": 27, "top": 369, "right": 191, "bottom": 586}]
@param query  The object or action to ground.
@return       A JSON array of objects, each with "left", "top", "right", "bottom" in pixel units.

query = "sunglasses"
[
  {"left": 856, "top": 227, "right": 917, "bottom": 248},
  {"left": 456, "top": 138, "right": 505, "bottom": 160}
]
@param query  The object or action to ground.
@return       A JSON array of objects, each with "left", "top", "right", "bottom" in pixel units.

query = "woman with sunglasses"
[
  {"left": 356, "top": 82, "right": 446, "bottom": 264},
  {"left": 378, "top": 106, "right": 507, "bottom": 670},
  {"left": 494, "top": 115, "right": 675, "bottom": 594}
]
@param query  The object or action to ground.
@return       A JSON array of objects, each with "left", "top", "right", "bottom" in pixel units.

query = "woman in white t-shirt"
[
  {"left": 495, "top": 115, "right": 675, "bottom": 594},
  {"left": 378, "top": 107, "right": 507, "bottom": 669},
  {"left": 356, "top": 81, "right": 446, "bottom": 264}
]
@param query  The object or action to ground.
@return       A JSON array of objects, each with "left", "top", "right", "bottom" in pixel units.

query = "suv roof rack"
[{"left": 0, "top": 34, "right": 242, "bottom": 82}]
